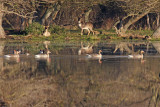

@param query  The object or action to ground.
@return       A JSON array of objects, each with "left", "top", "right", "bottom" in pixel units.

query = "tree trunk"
[
  {"left": 0, "top": 4, "right": 6, "bottom": 38},
  {"left": 20, "top": 18, "right": 26, "bottom": 31},
  {"left": 147, "top": 14, "right": 150, "bottom": 30},
  {"left": 157, "top": 13, "right": 159, "bottom": 27},
  {"left": 85, "top": 8, "right": 92, "bottom": 22},
  {"left": 28, "top": 18, "right": 33, "bottom": 24},
  {"left": 152, "top": 26, "right": 160, "bottom": 38},
  {"left": 0, "top": 41, "right": 5, "bottom": 70},
  {"left": 115, "top": 10, "right": 150, "bottom": 37},
  {"left": 41, "top": 8, "right": 53, "bottom": 25},
  {"left": 152, "top": 42, "right": 160, "bottom": 53},
  {"left": 41, "top": 2, "right": 60, "bottom": 25},
  {"left": 122, "top": 10, "right": 150, "bottom": 33},
  {"left": 4, "top": 17, "right": 15, "bottom": 30},
  {"left": 50, "top": 5, "right": 60, "bottom": 21}
]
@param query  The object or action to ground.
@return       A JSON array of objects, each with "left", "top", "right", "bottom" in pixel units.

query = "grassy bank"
[{"left": 5, "top": 22, "right": 155, "bottom": 41}]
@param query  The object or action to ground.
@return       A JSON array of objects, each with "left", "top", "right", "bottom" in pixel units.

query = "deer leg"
[
  {"left": 81, "top": 41, "right": 84, "bottom": 48},
  {"left": 89, "top": 28, "right": 94, "bottom": 35},
  {"left": 91, "top": 29, "right": 94, "bottom": 35},
  {"left": 81, "top": 29, "right": 83, "bottom": 35},
  {"left": 87, "top": 29, "right": 90, "bottom": 35}
]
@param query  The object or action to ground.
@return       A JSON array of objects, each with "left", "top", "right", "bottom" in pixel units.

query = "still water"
[{"left": 1, "top": 40, "right": 160, "bottom": 107}]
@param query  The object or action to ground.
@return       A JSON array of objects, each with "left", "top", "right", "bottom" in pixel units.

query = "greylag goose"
[
  {"left": 35, "top": 50, "right": 51, "bottom": 58},
  {"left": 87, "top": 50, "right": 102, "bottom": 58},
  {"left": 4, "top": 50, "right": 21, "bottom": 58},
  {"left": 128, "top": 50, "right": 144, "bottom": 59}
]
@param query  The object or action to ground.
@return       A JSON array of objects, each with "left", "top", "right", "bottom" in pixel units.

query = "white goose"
[
  {"left": 35, "top": 50, "right": 51, "bottom": 58},
  {"left": 4, "top": 50, "right": 21, "bottom": 58},
  {"left": 128, "top": 50, "right": 144, "bottom": 59},
  {"left": 87, "top": 50, "right": 102, "bottom": 58}
]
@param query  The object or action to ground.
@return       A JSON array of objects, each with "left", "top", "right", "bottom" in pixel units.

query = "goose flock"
[{"left": 4, "top": 47, "right": 145, "bottom": 63}]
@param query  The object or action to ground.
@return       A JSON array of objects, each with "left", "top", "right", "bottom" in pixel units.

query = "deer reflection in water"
[
  {"left": 78, "top": 42, "right": 93, "bottom": 55},
  {"left": 113, "top": 42, "right": 147, "bottom": 63},
  {"left": 78, "top": 42, "right": 102, "bottom": 63},
  {"left": 113, "top": 42, "right": 132, "bottom": 54}
]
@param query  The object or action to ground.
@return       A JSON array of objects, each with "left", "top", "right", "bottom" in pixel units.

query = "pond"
[{"left": 0, "top": 40, "right": 160, "bottom": 107}]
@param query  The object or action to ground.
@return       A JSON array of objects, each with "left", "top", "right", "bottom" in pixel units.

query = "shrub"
[
  {"left": 49, "top": 25, "right": 67, "bottom": 34},
  {"left": 25, "top": 22, "right": 45, "bottom": 36}
]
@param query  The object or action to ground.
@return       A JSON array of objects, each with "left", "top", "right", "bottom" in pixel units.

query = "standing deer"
[
  {"left": 78, "top": 18, "right": 94, "bottom": 35},
  {"left": 43, "top": 26, "right": 51, "bottom": 37}
]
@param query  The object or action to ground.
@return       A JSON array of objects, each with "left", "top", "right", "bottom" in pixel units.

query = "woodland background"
[{"left": 1, "top": 0, "right": 160, "bottom": 38}]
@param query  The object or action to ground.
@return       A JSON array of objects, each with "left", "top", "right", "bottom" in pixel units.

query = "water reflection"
[
  {"left": 78, "top": 42, "right": 93, "bottom": 55},
  {"left": 1, "top": 41, "right": 160, "bottom": 106}
]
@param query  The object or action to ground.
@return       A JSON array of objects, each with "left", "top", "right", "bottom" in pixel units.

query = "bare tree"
[
  {"left": 40, "top": 0, "right": 62, "bottom": 25},
  {"left": 113, "top": 0, "right": 160, "bottom": 36},
  {"left": 0, "top": 3, "right": 6, "bottom": 38},
  {"left": 0, "top": 0, "right": 39, "bottom": 38}
]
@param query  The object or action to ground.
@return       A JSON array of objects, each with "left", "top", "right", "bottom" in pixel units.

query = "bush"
[
  {"left": 25, "top": 22, "right": 45, "bottom": 36},
  {"left": 49, "top": 25, "right": 67, "bottom": 34}
]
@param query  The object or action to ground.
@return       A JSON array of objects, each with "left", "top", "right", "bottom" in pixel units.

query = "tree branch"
[{"left": 1, "top": 10, "right": 37, "bottom": 18}]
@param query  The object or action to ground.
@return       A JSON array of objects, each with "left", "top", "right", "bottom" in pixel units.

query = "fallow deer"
[
  {"left": 43, "top": 26, "right": 51, "bottom": 37},
  {"left": 78, "top": 18, "right": 94, "bottom": 35}
]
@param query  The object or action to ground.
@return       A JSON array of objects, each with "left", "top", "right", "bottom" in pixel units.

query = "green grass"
[
  {"left": 127, "top": 30, "right": 154, "bottom": 36},
  {"left": 6, "top": 26, "right": 157, "bottom": 41}
]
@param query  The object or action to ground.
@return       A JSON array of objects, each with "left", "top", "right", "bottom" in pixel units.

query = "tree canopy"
[{"left": 0, "top": 0, "right": 160, "bottom": 38}]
